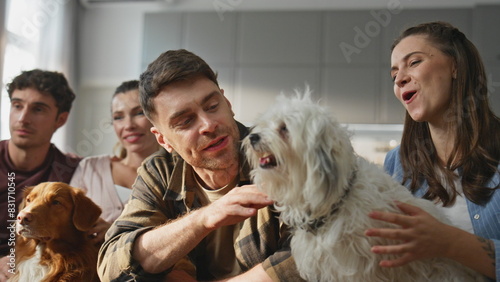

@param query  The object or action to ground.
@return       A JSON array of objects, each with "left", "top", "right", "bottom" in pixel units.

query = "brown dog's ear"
[
  {"left": 19, "top": 186, "right": 35, "bottom": 210},
  {"left": 72, "top": 188, "right": 102, "bottom": 232}
]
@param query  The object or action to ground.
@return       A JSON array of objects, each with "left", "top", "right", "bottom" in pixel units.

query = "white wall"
[
  {"left": 76, "top": 0, "right": 500, "bottom": 88},
  {"left": 74, "top": 5, "right": 152, "bottom": 157},
  {"left": 74, "top": 1, "right": 500, "bottom": 158}
]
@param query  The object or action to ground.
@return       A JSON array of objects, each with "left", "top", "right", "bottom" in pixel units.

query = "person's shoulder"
[
  {"left": 50, "top": 144, "right": 82, "bottom": 168},
  {"left": 383, "top": 145, "right": 401, "bottom": 174},
  {"left": 144, "top": 147, "right": 173, "bottom": 162},
  {"left": 78, "top": 154, "right": 111, "bottom": 166},
  {"left": 135, "top": 148, "right": 178, "bottom": 194},
  {"left": 141, "top": 148, "right": 177, "bottom": 173},
  {"left": 0, "top": 140, "right": 8, "bottom": 152},
  {"left": 0, "top": 140, "right": 7, "bottom": 167},
  {"left": 385, "top": 146, "right": 400, "bottom": 160},
  {"left": 486, "top": 162, "right": 500, "bottom": 190}
]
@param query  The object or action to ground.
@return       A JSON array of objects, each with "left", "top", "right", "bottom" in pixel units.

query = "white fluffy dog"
[{"left": 243, "top": 92, "right": 483, "bottom": 282}]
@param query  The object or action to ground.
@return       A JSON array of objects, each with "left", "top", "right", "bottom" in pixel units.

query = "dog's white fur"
[
  {"left": 243, "top": 92, "right": 484, "bottom": 282},
  {"left": 15, "top": 244, "right": 49, "bottom": 282}
]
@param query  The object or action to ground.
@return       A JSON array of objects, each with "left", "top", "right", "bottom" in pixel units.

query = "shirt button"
[{"left": 473, "top": 214, "right": 480, "bottom": 220}]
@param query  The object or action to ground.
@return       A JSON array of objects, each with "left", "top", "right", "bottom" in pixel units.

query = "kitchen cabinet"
[
  {"left": 141, "top": 7, "right": 499, "bottom": 124},
  {"left": 473, "top": 6, "right": 500, "bottom": 67},
  {"left": 237, "top": 12, "right": 322, "bottom": 65},
  {"left": 142, "top": 13, "right": 183, "bottom": 71},
  {"left": 322, "top": 66, "right": 379, "bottom": 124},
  {"left": 234, "top": 66, "right": 320, "bottom": 124},
  {"left": 473, "top": 6, "right": 500, "bottom": 116},
  {"left": 184, "top": 13, "right": 238, "bottom": 66}
]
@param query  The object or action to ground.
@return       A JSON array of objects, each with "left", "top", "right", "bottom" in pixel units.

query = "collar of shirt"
[{"left": 166, "top": 121, "right": 252, "bottom": 210}]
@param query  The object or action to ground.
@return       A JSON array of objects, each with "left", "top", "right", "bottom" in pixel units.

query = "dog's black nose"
[{"left": 249, "top": 133, "right": 260, "bottom": 145}]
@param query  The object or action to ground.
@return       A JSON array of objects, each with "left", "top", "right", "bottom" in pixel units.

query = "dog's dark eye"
[
  {"left": 52, "top": 200, "right": 61, "bottom": 205},
  {"left": 279, "top": 123, "right": 288, "bottom": 136}
]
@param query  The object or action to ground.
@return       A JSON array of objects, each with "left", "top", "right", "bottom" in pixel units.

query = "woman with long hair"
[
  {"left": 70, "top": 80, "right": 159, "bottom": 241},
  {"left": 367, "top": 22, "right": 499, "bottom": 280}
]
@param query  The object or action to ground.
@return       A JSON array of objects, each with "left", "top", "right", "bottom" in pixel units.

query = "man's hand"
[
  {"left": 201, "top": 184, "right": 274, "bottom": 231},
  {"left": 133, "top": 184, "right": 273, "bottom": 274}
]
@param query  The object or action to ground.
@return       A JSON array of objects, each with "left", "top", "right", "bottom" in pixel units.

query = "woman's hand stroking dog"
[{"left": 366, "top": 201, "right": 495, "bottom": 278}]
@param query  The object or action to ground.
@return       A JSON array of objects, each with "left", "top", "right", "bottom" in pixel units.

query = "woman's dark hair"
[
  {"left": 393, "top": 21, "right": 500, "bottom": 206},
  {"left": 113, "top": 80, "right": 139, "bottom": 97},
  {"left": 7, "top": 69, "right": 76, "bottom": 114},
  {"left": 138, "top": 49, "right": 219, "bottom": 121}
]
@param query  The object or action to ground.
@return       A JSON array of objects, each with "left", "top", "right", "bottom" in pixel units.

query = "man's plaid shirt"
[{"left": 97, "top": 122, "right": 304, "bottom": 281}]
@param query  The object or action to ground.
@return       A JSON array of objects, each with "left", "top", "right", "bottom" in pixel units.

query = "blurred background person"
[
  {"left": 70, "top": 80, "right": 159, "bottom": 226},
  {"left": 0, "top": 69, "right": 80, "bottom": 281}
]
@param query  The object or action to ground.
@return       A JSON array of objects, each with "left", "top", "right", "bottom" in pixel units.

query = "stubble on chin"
[
  {"left": 199, "top": 139, "right": 239, "bottom": 170},
  {"left": 9, "top": 136, "right": 33, "bottom": 150},
  {"left": 198, "top": 124, "right": 240, "bottom": 170}
]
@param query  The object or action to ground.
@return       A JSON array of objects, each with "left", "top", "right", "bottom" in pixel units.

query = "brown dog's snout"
[
  {"left": 17, "top": 210, "right": 33, "bottom": 225},
  {"left": 249, "top": 133, "right": 261, "bottom": 146}
]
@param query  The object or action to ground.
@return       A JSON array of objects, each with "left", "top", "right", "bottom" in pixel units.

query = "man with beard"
[
  {"left": 0, "top": 69, "right": 81, "bottom": 281},
  {"left": 98, "top": 49, "right": 302, "bottom": 281}
]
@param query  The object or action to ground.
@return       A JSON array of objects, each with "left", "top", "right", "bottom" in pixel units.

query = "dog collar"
[{"left": 303, "top": 168, "right": 357, "bottom": 234}]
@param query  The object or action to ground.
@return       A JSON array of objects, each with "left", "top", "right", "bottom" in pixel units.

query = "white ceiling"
[
  {"left": 80, "top": 0, "right": 500, "bottom": 11},
  {"left": 81, "top": 0, "right": 500, "bottom": 10}
]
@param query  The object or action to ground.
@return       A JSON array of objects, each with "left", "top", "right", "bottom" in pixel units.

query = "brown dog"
[{"left": 12, "top": 182, "right": 102, "bottom": 282}]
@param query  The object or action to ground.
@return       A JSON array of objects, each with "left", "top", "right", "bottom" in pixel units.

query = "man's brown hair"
[
  {"left": 7, "top": 69, "right": 76, "bottom": 114},
  {"left": 139, "top": 49, "right": 219, "bottom": 121}
]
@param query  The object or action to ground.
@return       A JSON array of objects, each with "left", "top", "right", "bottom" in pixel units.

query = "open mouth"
[
  {"left": 17, "top": 228, "right": 31, "bottom": 237},
  {"left": 402, "top": 91, "right": 416, "bottom": 102},
  {"left": 124, "top": 134, "right": 143, "bottom": 142},
  {"left": 205, "top": 137, "right": 227, "bottom": 151},
  {"left": 259, "top": 154, "right": 277, "bottom": 169}
]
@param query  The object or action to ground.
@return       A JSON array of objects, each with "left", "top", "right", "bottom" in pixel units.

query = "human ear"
[
  {"left": 221, "top": 90, "right": 235, "bottom": 116},
  {"left": 55, "top": 111, "right": 69, "bottom": 129},
  {"left": 151, "top": 126, "right": 174, "bottom": 153}
]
